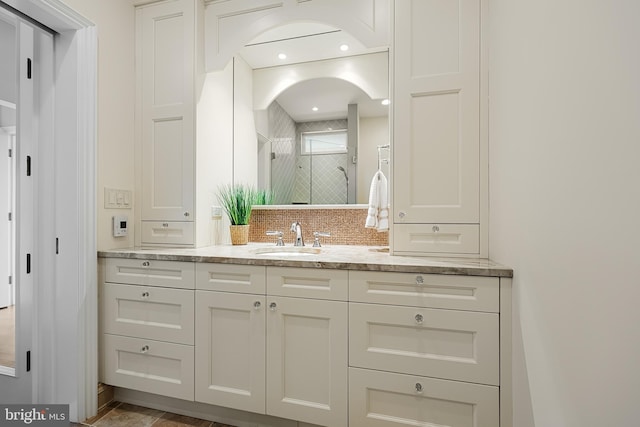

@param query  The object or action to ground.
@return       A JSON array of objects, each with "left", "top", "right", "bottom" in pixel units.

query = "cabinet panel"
[
  {"left": 102, "top": 334, "right": 194, "bottom": 401},
  {"left": 349, "top": 303, "right": 499, "bottom": 385},
  {"left": 103, "top": 283, "right": 194, "bottom": 345},
  {"left": 196, "top": 263, "right": 266, "bottom": 294},
  {"left": 138, "top": 0, "right": 195, "bottom": 222},
  {"left": 393, "top": 223, "right": 480, "bottom": 255},
  {"left": 266, "top": 297, "right": 348, "bottom": 427},
  {"left": 393, "top": 0, "right": 481, "bottom": 225},
  {"left": 349, "top": 270, "right": 499, "bottom": 312},
  {"left": 141, "top": 221, "right": 194, "bottom": 246},
  {"left": 195, "top": 291, "right": 266, "bottom": 413},
  {"left": 349, "top": 367, "right": 499, "bottom": 427},
  {"left": 104, "top": 258, "right": 195, "bottom": 289},
  {"left": 266, "top": 267, "right": 348, "bottom": 301}
]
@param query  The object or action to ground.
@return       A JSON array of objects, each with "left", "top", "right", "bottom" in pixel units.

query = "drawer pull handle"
[
  {"left": 141, "top": 345, "right": 149, "bottom": 353},
  {"left": 432, "top": 225, "right": 440, "bottom": 232},
  {"left": 142, "top": 261, "right": 150, "bottom": 267},
  {"left": 415, "top": 275, "right": 424, "bottom": 285},
  {"left": 269, "top": 302, "right": 277, "bottom": 311},
  {"left": 415, "top": 314, "right": 424, "bottom": 324},
  {"left": 415, "top": 382, "right": 423, "bottom": 393},
  {"left": 254, "top": 301, "right": 262, "bottom": 310},
  {"left": 141, "top": 292, "right": 150, "bottom": 298},
  {"left": 398, "top": 211, "right": 406, "bottom": 219},
  {"left": 162, "top": 223, "right": 169, "bottom": 228}
]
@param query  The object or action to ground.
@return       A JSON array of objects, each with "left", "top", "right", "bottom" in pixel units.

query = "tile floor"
[{"left": 74, "top": 402, "right": 236, "bottom": 427}]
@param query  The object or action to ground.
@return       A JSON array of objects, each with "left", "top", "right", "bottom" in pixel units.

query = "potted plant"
[{"left": 217, "top": 184, "right": 272, "bottom": 245}]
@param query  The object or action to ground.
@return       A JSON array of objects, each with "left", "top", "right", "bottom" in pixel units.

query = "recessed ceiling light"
[
  {"left": 278, "top": 53, "right": 287, "bottom": 60},
  {"left": 340, "top": 44, "right": 349, "bottom": 52},
  {"left": 381, "top": 99, "right": 390, "bottom": 106},
  {"left": 312, "top": 107, "right": 319, "bottom": 112}
]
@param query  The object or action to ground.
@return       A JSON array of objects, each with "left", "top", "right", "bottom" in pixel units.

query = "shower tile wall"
[{"left": 268, "top": 101, "right": 297, "bottom": 204}]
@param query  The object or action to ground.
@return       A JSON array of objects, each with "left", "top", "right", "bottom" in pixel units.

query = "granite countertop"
[{"left": 98, "top": 244, "right": 513, "bottom": 278}]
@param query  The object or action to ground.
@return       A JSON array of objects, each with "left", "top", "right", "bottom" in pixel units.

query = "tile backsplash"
[{"left": 249, "top": 207, "right": 389, "bottom": 246}]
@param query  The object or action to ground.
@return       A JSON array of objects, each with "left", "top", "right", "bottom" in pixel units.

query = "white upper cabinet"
[
  {"left": 392, "top": 0, "right": 487, "bottom": 256},
  {"left": 137, "top": 0, "right": 195, "bottom": 222}
]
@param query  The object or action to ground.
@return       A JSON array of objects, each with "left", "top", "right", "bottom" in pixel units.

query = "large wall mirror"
[{"left": 207, "top": 3, "right": 391, "bottom": 206}]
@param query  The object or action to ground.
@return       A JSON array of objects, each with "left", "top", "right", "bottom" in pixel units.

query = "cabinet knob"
[
  {"left": 162, "top": 223, "right": 169, "bottom": 228},
  {"left": 142, "top": 261, "right": 150, "bottom": 267},
  {"left": 415, "top": 275, "right": 424, "bottom": 285},
  {"left": 432, "top": 225, "right": 440, "bottom": 232},
  {"left": 254, "top": 301, "right": 262, "bottom": 310},
  {"left": 415, "top": 314, "right": 424, "bottom": 324},
  {"left": 141, "top": 292, "right": 150, "bottom": 298},
  {"left": 415, "top": 382, "right": 423, "bottom": 393},
  {"left": 269, "top": 302, "right": 277, "bottom": 311},
  {"left": 141, "top": 345, "right": 149, "bottom": 353},
  {"left": 184, "top": 212, "right": 190, "bottom": 217},
  {"left": 398, "top": 211, "right": 406, "bottom": 219}
]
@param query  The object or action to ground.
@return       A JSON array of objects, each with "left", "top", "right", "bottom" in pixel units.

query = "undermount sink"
[{"left": 252, "top": 246, "right": 321, "bottom": 257}]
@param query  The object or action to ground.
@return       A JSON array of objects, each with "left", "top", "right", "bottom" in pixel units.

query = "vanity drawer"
[
  {"left": 141, "top": 221, "right": 194, "bottom": 246},
  {"left": 104, "top": 258, "right": 195, "bottom": 289},
  {"left": 393, "top": 223, "right": 480, "bottom": 255},
  {"left": 267, "top": 266, "right": 348, "bottom": 301},
  {"left": 102, "top": 334, "right": 194, "bottom": 401},
  {"left": 349, "top": 271, "right": 499, "bottom": 312},
  {"left": 349, "top": 367, "right": 499, "bottom": 427},
  {"left": 102, "top": 283, "right": 194, "bottom": 345},
  {"left": 196, "top": 263, "right": 266, "bottom": 294},
  {"left": 349, "top": 303, "right": 499, "bottom": 385}
]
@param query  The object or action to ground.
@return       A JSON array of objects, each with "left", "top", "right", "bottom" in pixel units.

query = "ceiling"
[{"left": 238, "top": 22, "right": 389, "bottom": 122}]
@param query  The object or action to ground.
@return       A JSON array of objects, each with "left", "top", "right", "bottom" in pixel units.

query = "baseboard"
[
  {"left": 97, "top": 383, "right": 115, "bottom": 411},
  {"left": 113, "top": 387, "right": 298, "bottom": 427}
]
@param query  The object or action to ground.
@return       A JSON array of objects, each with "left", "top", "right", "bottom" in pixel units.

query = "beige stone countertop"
[{"left": 98, "top": 243, "right": 512, "bottom": 278}]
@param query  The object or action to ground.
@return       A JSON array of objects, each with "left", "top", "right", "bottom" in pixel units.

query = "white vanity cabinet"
[
  {"left": 348, "top": 271, "right": 509, "bottom": 427},
  {"left": 195, "top": 265, "right": 348, "bottom": 427},
  {"left": 194, "top": 263, "right": 267, "bottom": 413},
  {"left": 100, "top": 258, "right": 196, "bottom": 401},
  {"left": 391, "top": 0, "right": 488, "bottom": 257},
  {"left": 265, "top": 268, "right": 348, "bottom": 427}
]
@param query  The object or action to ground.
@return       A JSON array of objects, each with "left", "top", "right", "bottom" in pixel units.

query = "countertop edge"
[{"left": 97, "top": 247, "right": 514, "bottom": 278}]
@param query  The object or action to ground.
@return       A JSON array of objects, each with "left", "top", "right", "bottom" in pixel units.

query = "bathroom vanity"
[{"left": 98, "top": 245, "right": 512, "bottom": 427}]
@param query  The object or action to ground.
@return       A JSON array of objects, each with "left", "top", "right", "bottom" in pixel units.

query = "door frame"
[{"left": 0, "top": 0, "right": 97, "bottom": 422}]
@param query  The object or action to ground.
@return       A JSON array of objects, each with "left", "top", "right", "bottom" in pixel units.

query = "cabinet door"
[
  {"left": 137, "top": 0, "right": 195, "bottom": 221},
  {"left": 195, "top": 291, "right": 266, "bottom": 414},
  {"left": 393, "top": 0, "right": 480, "bottom": 224},
  {"left": 349, "top": 367, "right": 499, "bottom": 427},
  {"left": 266, "top": 296, "right": 348, "bottom": 427}
]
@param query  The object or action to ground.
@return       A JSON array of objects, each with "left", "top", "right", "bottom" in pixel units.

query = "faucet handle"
[
  {"left": 313, "top": 231, "right": 331, "bottom": 247},
  {"left": 266, "top": 230, "right": 285, "bottom": 246}
]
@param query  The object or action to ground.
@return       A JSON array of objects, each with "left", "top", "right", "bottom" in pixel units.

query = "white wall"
[
  {"left": 61, "top": 0, "right": 135, "bottom": 251},
  {"left": 489, "top": 1, "right": 640, "bottom": 426}
]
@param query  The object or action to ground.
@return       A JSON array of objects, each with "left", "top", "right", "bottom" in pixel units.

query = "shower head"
[{"left": 337, "top": 166, "right": 349, "bottom": 183}]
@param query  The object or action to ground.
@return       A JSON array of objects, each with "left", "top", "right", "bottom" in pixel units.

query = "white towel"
[{"left": 365, "top": 170, "right": 389, "bottom": 232}]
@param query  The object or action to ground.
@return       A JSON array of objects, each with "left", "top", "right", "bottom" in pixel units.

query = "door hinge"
[
  {"left": 26, "top": 156, "right": 31, "bottom": 176},
  {"left": 27, "top": 58, "right": 32, "bottom": 79},
  {"left": 26, "top": 351, "right": 31, "bottom": 372},
  {"left": 55, "top": 238, "right": 59, "bottom": 255},
  {"left": 8, "top": 148, "right": 11, "bottom": 157},
  {"left": 26, "top": 253, "right": 31, "bottom": 274},
  {"left": 8, "top": 276, "right": 11, "bottom": 285},
  {"left": 8, "top": 212, "right": 11, "bottom": 221}
]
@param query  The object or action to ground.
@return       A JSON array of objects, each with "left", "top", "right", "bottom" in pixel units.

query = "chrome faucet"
[{"left": 290, "top": 222, "right": 304, "bottom": 246}]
